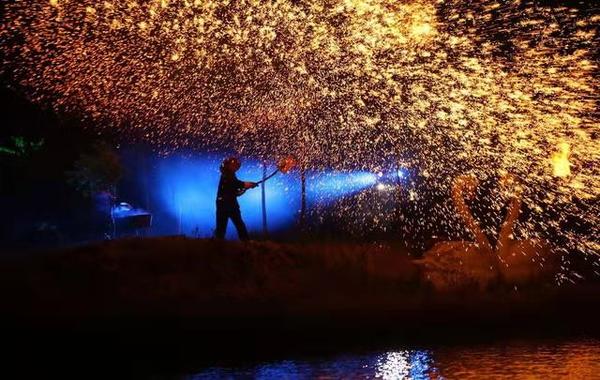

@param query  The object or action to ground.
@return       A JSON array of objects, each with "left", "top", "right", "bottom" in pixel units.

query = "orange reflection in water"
[{"left": 433, "top": 339, "right": 600, "bottom": 379}]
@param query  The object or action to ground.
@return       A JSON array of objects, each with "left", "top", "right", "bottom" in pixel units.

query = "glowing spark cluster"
[
  {"left": 1, "top": 1, "right": 599, "bottom": 263},
  {"left": 552, "top": 142, "right": 571, "bottom": 178}
]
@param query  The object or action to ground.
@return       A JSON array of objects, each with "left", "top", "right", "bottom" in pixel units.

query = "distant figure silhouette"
[{"left": 215, "top": 157, "right": 257, "bottom": 240}]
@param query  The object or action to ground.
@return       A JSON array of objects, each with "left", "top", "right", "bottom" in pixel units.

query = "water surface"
[{"left": 187, "top": 338, "right": 600, "bottom": 379}]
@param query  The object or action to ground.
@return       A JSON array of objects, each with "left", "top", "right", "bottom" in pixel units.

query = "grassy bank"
[
  {"left": 2, "top": 237, "right": 418, "bottom": 318},
  {"left": 1, "top": 237, "right": 598, "bottom": 333}
]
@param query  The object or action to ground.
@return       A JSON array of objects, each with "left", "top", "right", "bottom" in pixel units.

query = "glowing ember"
[
  {"left": 1, "top": 0, "right": 598, "bottom": 271},
  {"left": 277, "top": 156, "right": 297, "bottom": 174},
  {"left": 552, "top": 142, "right": 572, "bottom": 178}
]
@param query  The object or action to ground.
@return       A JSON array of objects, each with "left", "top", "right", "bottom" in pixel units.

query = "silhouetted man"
[{"left": 215, "top": 157, "right": 257, "bottom": 240}]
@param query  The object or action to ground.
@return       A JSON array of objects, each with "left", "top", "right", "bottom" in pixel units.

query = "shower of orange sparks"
[{"left": 0, "top": 0, "right": 598, "bottom": 268}]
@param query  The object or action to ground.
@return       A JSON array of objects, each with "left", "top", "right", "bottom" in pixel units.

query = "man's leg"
[
  {"left": 230, "top": 207, "right": 249, "bottom": 241},
  {"left": 215, "top": 204, "right": 228, "bottom": 239}
]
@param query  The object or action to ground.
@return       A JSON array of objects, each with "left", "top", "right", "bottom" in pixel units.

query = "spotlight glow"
[
  {"left": 307, "top": 171, "right": 378, "bottom": 202},
  {"left": 154, "top": 155, "right": 300, "bottom": 238}
]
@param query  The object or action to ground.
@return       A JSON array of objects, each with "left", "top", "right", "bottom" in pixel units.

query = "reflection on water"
[
  {"left": 187, "top": 339, "right": 600, "bottom": 379},
  {"left": 375, "top": 351, "right": 434, "bottom": 379}
]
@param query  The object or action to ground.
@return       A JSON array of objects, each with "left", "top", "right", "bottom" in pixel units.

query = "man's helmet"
[{"left": 221, "top": 156, "right": 241, "bottom": 173}]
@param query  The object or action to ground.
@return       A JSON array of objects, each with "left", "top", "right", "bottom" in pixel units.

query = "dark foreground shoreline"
[
  {"left": 1, "top": 237, "right": 598, "bottom": 377},
  {"left": 4, "top": 297, "right": 600, "bottom": 378}
]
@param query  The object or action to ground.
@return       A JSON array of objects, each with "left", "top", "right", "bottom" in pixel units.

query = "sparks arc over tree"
[{"left": 1, "top": 0, "right": 599, "bottom": 263}]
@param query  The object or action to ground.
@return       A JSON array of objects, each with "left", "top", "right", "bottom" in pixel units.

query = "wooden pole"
[
  {"left": 178, "top": 203, "right": 182, "bottom": 235},
  {"left": 261, "top": 160, "right": 268, "bottom": 236},
  {"left": 300, "top": 166, "right": 306, "bottom": 230},
  {"left": 395, "top": 161, "right": 402, "bottom": 234}
]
